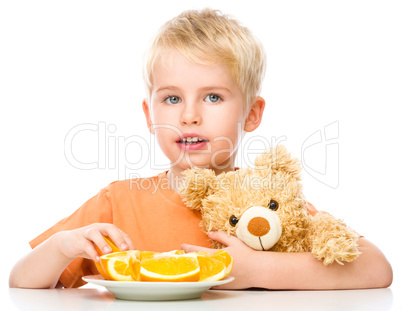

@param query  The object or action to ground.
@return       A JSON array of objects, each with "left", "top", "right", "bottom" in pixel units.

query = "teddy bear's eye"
[
  {"left": 229, "top": 215, "right": 239, "bottom": 227},
  {"left": 269, "top": 200, "right": 279, "bottom": 211}
]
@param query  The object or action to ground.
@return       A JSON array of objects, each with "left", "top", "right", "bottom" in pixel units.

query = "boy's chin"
[{"left": 172, "top": 157, "right": 234, "bottom": 172}]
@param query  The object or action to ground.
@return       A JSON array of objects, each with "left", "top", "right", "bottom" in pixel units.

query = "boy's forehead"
[
  {"left": 155, "top": 50, "right": 222, "bottom": 75},
  {"left": 152, "top": 50, "right": 239, "bottom": 92},
  {"left": 156, "top": 49, "right": 211, "bottom": 69}
]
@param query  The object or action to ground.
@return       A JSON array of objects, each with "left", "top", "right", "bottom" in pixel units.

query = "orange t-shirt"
[
  {"left": 29, "top": 171, "right": 212, "bottom": 288},
  {"left": 29, "top": 170, "right": 327, "bottom": 288}
]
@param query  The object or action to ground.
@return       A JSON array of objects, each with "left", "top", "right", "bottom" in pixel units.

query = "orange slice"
[
  {"left": 94, "top": 236, "right": 121, "bottom": 279},
  {"left": 139, "top": 250, "right": 185, "bottom": 260},
  {"left": 139, "top": 251, "right": 157, "bottom": 261},
  {"left": 211, "top": 250, "right": 234, "bottom": 277},
  {"left": 197, "top": 255, "right": 227, "bottom": 282},
  {"left": 195, "top": 250, "right": 233, "bottom": 282},
  {"left": 130, "top": 256, "right": 141, "bottom": 281},
  {"left": 100, "top": 250, "right": 140, "bottom": 281},
  {"left": 153, "top": 249, "right": 185, "bottom": 258},
  {"left": 140, "top": 255, "right": 200, "bottom": 282}
]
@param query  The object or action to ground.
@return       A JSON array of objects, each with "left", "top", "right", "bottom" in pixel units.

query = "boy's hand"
[
  {"left": 56, "top": 223, "right": 135, "bottom": 262},
  {"left": 181, "top": 231, "right": 255, "bottom": 289}
]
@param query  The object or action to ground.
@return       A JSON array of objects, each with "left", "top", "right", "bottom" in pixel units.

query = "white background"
[{"left": 1, "top": 0, "right": 401, "bottom": 303}]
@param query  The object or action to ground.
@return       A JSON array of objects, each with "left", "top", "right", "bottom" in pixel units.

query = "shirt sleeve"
[
  {"left": 305, "top": 201, "right": 319, "bottom": 216},
  {"left": 29, "top": 187, "right": 113, "bottom": 288}
]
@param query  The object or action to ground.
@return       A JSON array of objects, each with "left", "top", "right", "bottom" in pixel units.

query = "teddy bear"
[{"left": 179, "top": 145, "right": 360, "bottom": 266}]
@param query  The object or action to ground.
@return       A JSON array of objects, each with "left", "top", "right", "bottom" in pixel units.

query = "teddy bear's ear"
[
  {"left": 254, "top": 145, "right": 302, "bottom": 181},
  {"left": 179, "top": 168, "right": 217, "bottom": 211}
]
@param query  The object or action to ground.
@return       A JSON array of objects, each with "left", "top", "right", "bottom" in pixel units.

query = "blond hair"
[{"left": 143, "top": 8, "right": 266, "bottom": 112}]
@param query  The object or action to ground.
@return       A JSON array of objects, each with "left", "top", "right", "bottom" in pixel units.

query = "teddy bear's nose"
[{"left": 247, "top": 217, "right": 271, "bottom": 237}]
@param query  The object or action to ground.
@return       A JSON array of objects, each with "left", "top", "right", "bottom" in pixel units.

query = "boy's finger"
[
  {"left": 120, "top": 231, "right": 135, "bottom": 250},
  {"left": 181, "top": 243, "right": 214, "bottom": 254},
  {"left": 104, "top": 229, "right": 131, "bottom": 252},
  {"left": 82, "top": 240, "right": 101, "bottom": 262},
  {"left": 84, "top": 229, "right": 112, "bottom": 255},
  {"left": 207, "top": 231, "right": 234, "bottom": 247}
]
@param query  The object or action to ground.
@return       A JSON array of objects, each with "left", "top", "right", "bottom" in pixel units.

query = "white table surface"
[{"left": 6, "top": 285, "right": 400, "bottom": 311}]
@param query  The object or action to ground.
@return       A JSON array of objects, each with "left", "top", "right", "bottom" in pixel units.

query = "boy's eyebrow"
[
  {"left": 198, "top": 86, "right": 233, "bottom": 94},
  {"left": 155, "top": 86, "right": 233, "bottom": 94},
  {"left": 155, "top": 86, "right": 181, "bottom": 93}
]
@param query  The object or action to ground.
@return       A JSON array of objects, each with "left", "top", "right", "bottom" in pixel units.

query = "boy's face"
[{"left": 143, "top": 51, "right": 256, "bottom": 172}]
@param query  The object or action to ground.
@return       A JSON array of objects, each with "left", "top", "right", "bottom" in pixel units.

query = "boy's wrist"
[
  {"left": 236, "top": 248, "right": 263, "bottom": 289},
  {"left": 52, "top": 231, "right": 76, "bottom": 264},
  {"left": 246, "top": 249, "right": 268, "bottom": 288}
]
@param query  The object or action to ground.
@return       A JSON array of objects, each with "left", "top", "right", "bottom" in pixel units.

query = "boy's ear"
[
  {"left": 142, "top": 99, "right": 154, "bottom": 134},
  {"left": 179, "top": 168, "right": 217, "bottom": 211},
  {"left": 244, "top": 96, "right": 265, "bottom": 132}
]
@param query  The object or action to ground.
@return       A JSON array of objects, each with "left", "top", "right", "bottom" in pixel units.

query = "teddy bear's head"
[
  {"left": 180, "top": 145, "right": 360, "bottom": 265},
  {"left": 180, "top": 145, "right": 311, "bottom": 253}
]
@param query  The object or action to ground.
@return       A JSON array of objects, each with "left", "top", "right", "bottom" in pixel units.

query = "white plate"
[{"left": 82, "top": 275, "right": 235, "bottom": 301}]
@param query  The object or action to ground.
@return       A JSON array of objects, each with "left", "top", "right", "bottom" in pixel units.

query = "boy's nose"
[{"left": 180, "top": 105, "right": 202, "bottom": 125}]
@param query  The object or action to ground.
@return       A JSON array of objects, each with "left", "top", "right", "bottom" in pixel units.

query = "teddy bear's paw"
[
  {"left": 309, "top": 213, "right": 361, "bottom": 266},
  {"left": 312, "top": 239, "right": 361, "bottom": 266}
]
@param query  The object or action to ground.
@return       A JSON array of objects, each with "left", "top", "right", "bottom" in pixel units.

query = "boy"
[{"left": 9, "top": 8, "right": 392, "bottom": 290}]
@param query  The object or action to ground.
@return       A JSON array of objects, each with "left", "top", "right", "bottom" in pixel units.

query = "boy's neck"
[{"left": 167, "top": 165, "right": 235, "bottom": 194}]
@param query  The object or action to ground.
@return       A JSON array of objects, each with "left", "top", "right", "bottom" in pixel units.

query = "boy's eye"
[
  {"left": 204, "top": 94, "right": 221, "bottom": 103},
  {"left": 165, "top": 96, "right": 181, "bottom": 105}
]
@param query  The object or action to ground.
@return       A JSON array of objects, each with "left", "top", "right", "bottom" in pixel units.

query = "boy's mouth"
[
  {"left": 178, "top": 137, "right": 207, "bottom": 144},
  {"left": 176, "top": 134, "right": 208, "bottom": 151}
]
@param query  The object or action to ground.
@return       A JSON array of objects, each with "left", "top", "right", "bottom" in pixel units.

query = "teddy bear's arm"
[{"left": 308, "top": 213, "right": 361, "bottom": 266}]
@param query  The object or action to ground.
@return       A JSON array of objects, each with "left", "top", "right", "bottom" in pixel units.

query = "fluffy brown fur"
[{"left": 180, "top": 145, "right": 360, "bottom": 265}]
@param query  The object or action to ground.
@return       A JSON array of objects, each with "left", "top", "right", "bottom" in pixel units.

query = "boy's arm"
[
  {"left": 9, "top": 232, "right": 75, "bottom": 289},
  {"left": 9, "top": 223, "right": 134, "bottom": 289},
  {"left": 182, "top": 231, "right": 393, "bottom": 290}
]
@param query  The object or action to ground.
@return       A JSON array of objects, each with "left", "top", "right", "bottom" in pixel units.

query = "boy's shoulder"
[
  {"left": 99, "top": 170, "right": 182, "bottom": 207},
  {"left": 103, "top": 170, "right": 169, "bottom": 194}
]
